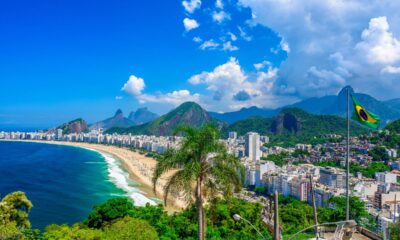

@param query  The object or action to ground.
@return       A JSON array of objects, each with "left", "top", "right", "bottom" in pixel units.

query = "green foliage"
[
  {"left": 291, "top": 149, "right": 310, "bottom": 158},
  {"left": 84, "top": 198, "right": 134, "bottom": 228},
  {"left": 0, "top": 191, "right": 33, "bottom": 229},
  {"left": 0, "top": 222, "right": 22, "bottom": 240},
  {"left": 262, "top": 153, "right": 289, "bottom": 167},
  {"left": 369, "top": 146, "right": 390, "bottom": 162},
  {"left": 254, "top": 186, "right": 266, "bottom": 194},
  {"left": 354, "top": 162, "right": 390, "bottom": 178},
  {"left": 104, "top": 217, "right": 158, "bottom": 240},
  {"left": 43, "top": 224, "right": 104, "bottom": 240},
  {"left": 389, "top": 221, "right": 400, "bottom": 240},
  {"left": 385, "top": 119, "right": 400, "bottom": 134},
  {"left": 224, "top": 108, "right": 369, "bottom": 147},
  {"left": 327, "top": 196, "right": 369, "bottom": 222}
]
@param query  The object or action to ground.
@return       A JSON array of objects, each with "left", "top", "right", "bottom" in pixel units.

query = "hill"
[
  {"left": 211, "top": 86, "right": 400, "bottom": 126},
  {"left": 128, "top": 107, "right": 158, "bottom": 125},
  {"left": 384, "top": 119, "right": 400, "bottom": 134},
  {"left": 209, "top": 106, "right": 277, "bottom": 124},
  {"left": 90, "top": 109, "right": 135, "bottom": 131},
  {"left": 108, "top": 102, "right": 224, "bottom": 136},
  {"left": 57, "top": 118, "right": 88, "bottom": 134},
  {"left": 223, "top": 108, "right": 370, "bottom": 146}
]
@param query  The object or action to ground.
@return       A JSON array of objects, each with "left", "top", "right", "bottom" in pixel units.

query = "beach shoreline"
[{"left": 0, "top": 139, "right": 186, "bottom": 212}]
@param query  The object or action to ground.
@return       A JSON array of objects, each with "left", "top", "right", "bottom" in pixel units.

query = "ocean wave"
[{"left": 100, "top": 153, "right": 157, "bottom": 206}]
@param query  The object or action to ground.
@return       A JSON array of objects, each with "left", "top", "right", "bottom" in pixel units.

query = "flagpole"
[{"left": 346, "top": 87, "right": 350, "bottom": 221}]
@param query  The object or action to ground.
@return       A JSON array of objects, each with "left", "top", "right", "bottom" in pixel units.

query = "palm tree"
[{"left": 153, "top": 124, "right": 244, "bottom": 240}]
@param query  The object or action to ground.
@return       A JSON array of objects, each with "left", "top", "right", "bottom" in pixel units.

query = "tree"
[
  {"left": 85, "top": 198, "right": 134, "bottom": 228},
  {"left": 153, "top": 124, "right": 245, "bottom": 240},
  {"left": 0, "top": 191, "right": 32, "bottom": 229},
  {"left": 368, "top": 146, "right": 390, "bottom": 162},
  {"left": 104, "top": 217, "right": 158, "bottom": 240}
]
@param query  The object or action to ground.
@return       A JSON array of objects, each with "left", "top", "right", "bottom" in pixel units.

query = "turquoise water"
[{"left": 0, "top": 141, "right": 128, "bottom": 230}]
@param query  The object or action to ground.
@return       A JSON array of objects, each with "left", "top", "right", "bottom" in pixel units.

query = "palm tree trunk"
[{"left": 197, "top": 177, "right": 205, "bottom": 240}]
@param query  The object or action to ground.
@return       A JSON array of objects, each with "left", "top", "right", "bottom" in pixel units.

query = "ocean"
[{"left": 0, "top": 141, "right": 154, "bottom": 230}]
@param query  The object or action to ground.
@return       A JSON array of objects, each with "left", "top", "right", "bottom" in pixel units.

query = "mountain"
[
  {"left": 223, "top": 108, "right": 369, "bottom": 146},
  {"left": 289, "top": 86, "right": 400, "bottom": 125},
  {"left": 107, "top": 102, "right": 224, "bottom": 136},
  {"left": 384, "top": 119, "right": 400, "bottom": 134},
  {"left": 385, "top": 98, "right": 400, "bottom": 110},
  {"left": 209, "top": 106, "right": 278, "bottom": 124},
  {"left": 57, "top": 118, "right": 88, "bottom": 134},
  {"left": 90, "top": 109, "right": 135, "bottom": 130},
  {"left": 128, "top": 107, "right": 158, "bottom": 125},
  {"left": 212, "top": 86, "right": 400, "bottom": 126}
]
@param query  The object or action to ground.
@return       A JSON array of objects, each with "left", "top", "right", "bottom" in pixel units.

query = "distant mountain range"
[
  {"left": 107, "top": 102, "right": 223, "bottom": 136},
  {"left": 210, "top": 86, "right": 400, "bottom": 125},
  {"left": 106, "top": 101, "right": 373, "bottom": 147}
]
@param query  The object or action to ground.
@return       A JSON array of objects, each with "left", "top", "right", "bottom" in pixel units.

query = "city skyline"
[{"left": 2, "top": 0, "right": 400, "bottom": 130}]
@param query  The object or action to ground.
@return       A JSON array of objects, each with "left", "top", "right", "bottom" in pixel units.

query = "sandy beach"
[{"left": 1, "top": 140, "right": 186, "bottom": 211}]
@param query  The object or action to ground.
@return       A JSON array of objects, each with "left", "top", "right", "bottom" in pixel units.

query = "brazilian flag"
[{"left": 351, "top": 95, "right": 380, "bottom": 129}]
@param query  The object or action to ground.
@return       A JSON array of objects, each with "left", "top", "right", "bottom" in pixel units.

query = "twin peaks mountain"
[
  {"left": 128, "top": 107, "right": 159, "bottom": 125},
  {"left": 90, "top": 108, "right": 158, "bottom": 131},
  {"left": 108, "top": 102, "right": 222, "bottom": 136}
]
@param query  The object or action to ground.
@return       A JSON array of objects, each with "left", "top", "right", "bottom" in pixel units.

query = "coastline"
[{"left": 0, "top": 140, "right": 186, "bottom": 212}]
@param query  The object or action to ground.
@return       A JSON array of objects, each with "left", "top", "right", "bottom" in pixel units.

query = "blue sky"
[{"left": 1, "top": 0, "right": 400, "bottom": 129}]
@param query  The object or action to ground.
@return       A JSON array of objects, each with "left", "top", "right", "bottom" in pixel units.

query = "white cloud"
[
  {"left": 212, "top": 11, "right": 230, "bottom": 23},
  {"left": 193, "top": 36, "right": 202, "bottom": 43},
  {"left": 238, "top": 26, "right": 252, "bottom": 41},
  {"left": 228, "top": 32, "right": 237, "bottom": 41},
  {"left": 199, "top": 39, "right": 219, "bottom": 50},
  {"left": 215, "top": 0, "right": 223, "bottom": 9},
  {"left": 222, "top": 41, "right": 239, "bottom": 51},
  {"left": 239, "top": 0, "right": 400, "bottom": 99},
  {"left": 356, "top": 16, "right": 400, "bottom": 65},
  {"left": 382, "top": 65, "right": 400, "bottom": 74},
  {"left": 254, "top": 60, "right": 271, "bottom": 70},
  {"left": 182, "top": 0, "right": 201, "bottom": 14},
  {"left": 138, "top": 90, "right": 200, "bottom": 106},
  {"left": 121, "top": 74, "right": 200, "bottom": 107},
  {"left": 121, "top": 74, "right": 145, "bottom": 96},
  {"left": 188, "top": 57, "right": 297, "bottom": 111},
  {"left": 115, "top": 96, "right": 123, "bottom": 100},
  {"left": 183, "top": 18, "right": 199, "bottom": 31},
  {"left": 280, "top": 38, "right": 290, "bottom": 53}
]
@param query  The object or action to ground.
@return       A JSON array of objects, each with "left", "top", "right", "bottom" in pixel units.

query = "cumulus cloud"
[
  {"left": 115, "top": 96, "right": 123, "bottom": 100},
  {"left": 355, "top": 16, "right": 400, "bottom": 65},
  {"left": 183, "top": 18, "right": 199, "bottom": 31},
  {"left": 215, "top": 0, "right": 223, "bottom": 9},
  {"left": 239, "top": 0, "right": 400, "bottom": 99},
  {"left": 182, "top": 0, "right": 201, "bottom": 14},
  {"left": 122, "top": 74, "right": 200, "bottom": 107},
  {"left": 188, "top": 57, "right": 297, "bottom": 111},
  {"left": 121, "top": 74, "right": 145, "bottom": 96},
  {"left": 138, "top": 90, "right": 201, "bottom": 106}
]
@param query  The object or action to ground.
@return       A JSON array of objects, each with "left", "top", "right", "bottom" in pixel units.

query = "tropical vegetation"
[{"left": 152, "top": 124, "right": 245, "bottom": 240}]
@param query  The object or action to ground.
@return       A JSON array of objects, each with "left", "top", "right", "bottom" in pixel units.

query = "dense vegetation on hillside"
[
  {"left": 1, "top": 191, "right": 378, "bottom": 240},
  {"left": 223, "top": 108, "right": 369, "bottom": 146},
  {"left": 107, "top": 102, "right": 223, "bottom": 136}
]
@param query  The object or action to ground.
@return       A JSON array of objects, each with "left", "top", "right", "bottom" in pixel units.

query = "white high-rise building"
[
  {"left": 245, "top": 132, "right": 261, "bottom": 161},
  {"left": 228, "top": 131, "right": 237, "bottom": 140}
]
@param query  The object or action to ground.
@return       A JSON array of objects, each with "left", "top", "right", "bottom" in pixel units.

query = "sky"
[{"left": 1, "top": 0, "right": 400, "bottom": 129}]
